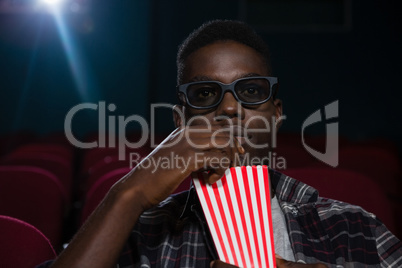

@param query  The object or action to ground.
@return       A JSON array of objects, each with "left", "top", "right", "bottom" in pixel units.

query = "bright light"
[
  {"left": 39, "top": 0, "right": 65, "bottom": 12},
  {"left": 42, "top": 0, "right": 64, "bottom": 6}
]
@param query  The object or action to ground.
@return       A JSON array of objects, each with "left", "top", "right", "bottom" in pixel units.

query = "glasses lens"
[
  {"left": 186, "top": 82, "right": 222, "bottom": 108},
  {"left": 235, "top": 78, "right": 271, "bottom": 103}
]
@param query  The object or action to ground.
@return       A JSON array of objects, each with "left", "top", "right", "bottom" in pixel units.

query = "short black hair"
[{"left": 176, "top": 20, "right": 271, "bottom": 85}]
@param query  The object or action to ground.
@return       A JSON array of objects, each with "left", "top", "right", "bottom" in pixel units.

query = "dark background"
[{"left": 1, "top": 0, "right": 401, "bottom": 151}]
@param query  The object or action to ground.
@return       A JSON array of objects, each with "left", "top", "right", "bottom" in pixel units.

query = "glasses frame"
[{"left": 176, "top": 76, "right": 278, "bottom": 109}]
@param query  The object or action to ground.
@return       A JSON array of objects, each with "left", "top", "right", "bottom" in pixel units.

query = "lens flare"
[{"left": 42, "top": 0, "right": 63, "bottom": 6}]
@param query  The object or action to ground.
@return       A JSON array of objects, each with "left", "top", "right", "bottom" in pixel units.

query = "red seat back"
[
  {"left": 0, "top": 215, "right": 56, "bottom": 268},
  {"left": 0, "top": 166, "right": 67, "bottom": 249},
  {"left": 81, "top": 168, "right": 131, "bottom": 224},
  {"left": 1, "top": 151, "right": 73, "bottom": 197},
  {"left": 13, "top": 143, "right": 74, "bottom": 162},
  {"left": 311, "top": 146, "right": 401, "bottom": 196}
]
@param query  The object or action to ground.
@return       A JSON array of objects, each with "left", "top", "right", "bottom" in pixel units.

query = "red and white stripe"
[{"left": 193, "top": 165, "right": 276, "bottom": 268}]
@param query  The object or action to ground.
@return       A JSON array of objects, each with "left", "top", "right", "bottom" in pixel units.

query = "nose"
[{"left": 214, "top": 91, "right": 245, "bottom": 121}]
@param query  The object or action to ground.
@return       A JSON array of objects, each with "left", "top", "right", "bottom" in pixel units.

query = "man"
[{"left": 46, "top": 20, "right": 401, "bottom": 267}]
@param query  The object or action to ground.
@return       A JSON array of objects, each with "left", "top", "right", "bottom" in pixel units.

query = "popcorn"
[{"left": 193, "top": 165, "right": 276, "bottom": 268}]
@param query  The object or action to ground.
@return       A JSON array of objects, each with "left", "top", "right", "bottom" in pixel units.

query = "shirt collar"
[{"left": 270, "top": 169, "right": 319, "bottom": 204}]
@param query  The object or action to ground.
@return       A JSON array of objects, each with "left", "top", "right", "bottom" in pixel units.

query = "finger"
[
  {"left": 199, "top": 141, "right": 243, "bottom": 184},
  {"left": 275, "top": 255, "right": 329, "bottom": 268},
  {"left": 195, "top": 148, "right": 232, "bottom": 169},
  {"left": 183, "top": 126, "right": 239, "bottom": 151},
  {"left": 210, "top": 260, "right": 239, "bottom": 268},
  {"left": 205, "top": 171, "right": 224, "bottom": 185},
  {"left": 197, "top": 155, "right": 229, "bottom": 185}
]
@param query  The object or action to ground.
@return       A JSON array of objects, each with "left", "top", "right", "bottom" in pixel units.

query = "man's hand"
[
  {"left": 210, "top": 255, "right": 329, "bottom": 268},
  {"left": 51, "top": 126, "right": 245, "bottom": 267},
  {"left": 129, "top": 125, "right": 246, "bottom": 211},
  {"left": 210, "top": 260, "right": 239, "bottom": 268},
  {"left": 275, "top": 254, "right": 328, "bottom": 268}
]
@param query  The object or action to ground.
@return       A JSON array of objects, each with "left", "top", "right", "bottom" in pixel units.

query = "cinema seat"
[
  {"left": 0, "top": 215, "right": 56, "bottom": 268},
  {"left": 311, "top": 146, "right": 401, "bottom": 196},
  {"left": 0, "top": 166, "right": 67, "bottom": 249},
  {"left": 81, "top": 167, "right": 131, "bottom": 224},
  {"left": 13, "top": 143, "right": 74, "bottom": 162},
  {"left": 1, "top": 151, "right": 73, "bottom": 198},
  {"left": 85, "top": 156, "right": 132, "bottom": 191}
]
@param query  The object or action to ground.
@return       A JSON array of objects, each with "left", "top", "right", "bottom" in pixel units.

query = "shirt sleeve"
[{"left": 374, "top": 220, "right": 402, "bottom": 267}]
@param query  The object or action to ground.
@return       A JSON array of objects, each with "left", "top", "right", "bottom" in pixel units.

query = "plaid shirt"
[
  {"left": 37, "top": 169, "right": 402, "bottom": 267},
  {"left": 118, "top": 169, "right": 402, "bottom": 267}
]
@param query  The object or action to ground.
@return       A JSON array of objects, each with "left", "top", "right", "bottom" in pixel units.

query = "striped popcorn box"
[{"left": 192, "top": 165, "right": 276, "bottom": 268}]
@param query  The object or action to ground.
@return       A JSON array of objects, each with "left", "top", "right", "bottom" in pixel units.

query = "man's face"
[{"left": 176, "top": 40, "right": 282, "bottom": 164}]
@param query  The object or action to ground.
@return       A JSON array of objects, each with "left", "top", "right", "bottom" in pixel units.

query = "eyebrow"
[{"left": 189, "top": 73, "right": 263, "bottom": 83}]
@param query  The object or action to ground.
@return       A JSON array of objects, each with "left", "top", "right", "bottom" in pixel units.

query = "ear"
[
  {"left": 273, "top": 99, "right": 283, "bottom": 130},
  {"left": 173, "top": 105, "right": 185, "bottom": 128}
]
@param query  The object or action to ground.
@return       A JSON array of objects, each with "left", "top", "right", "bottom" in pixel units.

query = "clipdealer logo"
[
  {"left": 63, "top": 101, "right": 287, "bottom": 170},
  {"left": 63, "top": 101, "right": 281, "bottom": 158},
  {"left": 64, "top": 100, "right": 339, "bottom": 168},
  {"left": 301, "top": 100, "right": 339, "bottom": 167},
  {"left": 64, "top": 102, "right": 193, "bottom": 160}
]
